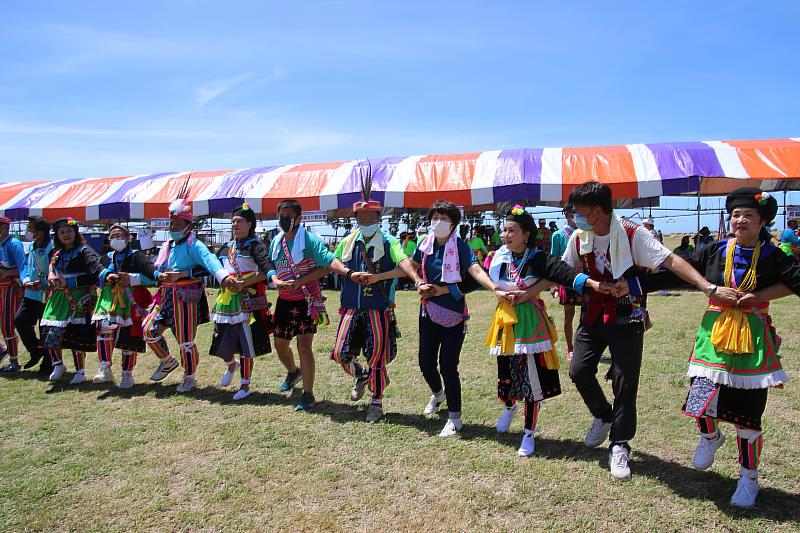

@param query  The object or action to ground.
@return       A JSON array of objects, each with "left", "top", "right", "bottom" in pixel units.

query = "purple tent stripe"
[
  {"left": 492, "top": 149, "right": 544, "bottom": 203},
  {"left": 660, "top": 175, "right": 701, "bottom": 196},
  {"left": 336, "top": 157, "right": 405, "bottom": 209},
  {"left": 647, "top": 142, "right": 725, "bottom": 181},
  {"left": 3, "top": 178, "right": 85, "bottom": 220},
  {"left": 98, "top": 173, "right": 175, "bottom": 220},
  {"left": 492, "top": 183, "right": 541, "bottom": 203}
]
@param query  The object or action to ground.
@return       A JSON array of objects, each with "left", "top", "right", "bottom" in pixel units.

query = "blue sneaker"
[
  {"left": 295, "top": 392, "right": 316, "bottom": 411},
  {"left": 279, "top": 368, "right": 302, "bottom": 393}
]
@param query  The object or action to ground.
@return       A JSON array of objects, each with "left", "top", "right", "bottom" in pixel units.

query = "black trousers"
[
  {"left": 14, "top": 297, "right": 46, "bottom": 366},
  {"left": 568, "top": 319, "right": 644, "bottom": 444},
  {"left": 418, "top": 314, "right": 466, "bottom": 414}
]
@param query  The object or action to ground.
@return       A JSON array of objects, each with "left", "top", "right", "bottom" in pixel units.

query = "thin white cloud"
[{"left": 194, "top": 74, "right": 252, "bottom": 108}]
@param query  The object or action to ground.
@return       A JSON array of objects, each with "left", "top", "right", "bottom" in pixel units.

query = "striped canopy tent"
[{"left": 1, "top": 137, "right": 798, "bottom": 222}]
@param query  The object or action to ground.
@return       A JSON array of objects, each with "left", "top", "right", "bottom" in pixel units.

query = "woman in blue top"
[{"left": 409, "top": 200, "right": 508, "bottom": 437}]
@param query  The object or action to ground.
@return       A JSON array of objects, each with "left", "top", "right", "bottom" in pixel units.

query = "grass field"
[{"left": 0, "top": 289, "right": 798, "bottom": 532}]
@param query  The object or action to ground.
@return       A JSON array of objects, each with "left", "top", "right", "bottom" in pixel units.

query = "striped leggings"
[
  {"left": 697, "top": 416, "right": 763, "bottom": 471},
  {"left": 49, "top": 349, "right": 86, "bottom": 371},
  {"left": 0, "top": 283, "right": 20, "bottom": 363},
  {"left": 331, "top": 308, "right": 393, "bottom": 401},
  {"left": 143, "top": 291, "right": 200, "bottom": 377},
  {"left": 97, "top": 326, "right": 137, "bottom": 372}
]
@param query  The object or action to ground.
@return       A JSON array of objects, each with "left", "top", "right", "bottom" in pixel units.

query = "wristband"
[{"left": 346, "top": 269, "right": 354, "bottom": 280}]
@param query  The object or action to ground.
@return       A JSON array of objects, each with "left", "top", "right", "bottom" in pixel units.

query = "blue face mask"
[
  {"left": 573, "top": 213, "right": 593, "bottom": 232},
  {"left": 359, "top": 223, "right": 379, "bottom": 238},
  {"left": 170, "top": 229, "right": 187, "bottom": 241}
]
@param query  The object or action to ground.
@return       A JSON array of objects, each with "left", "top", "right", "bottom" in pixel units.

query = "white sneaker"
[
  {"left": 518, "top": 431, "right": 536, "bottom": 457},
  {"left": 730, "top": 469, "right": 759, "bottom": 508},
  {"left": 93, "top": 366, "right": 114, "bottom": 384},
  {"left": 232, "top": 388, "right": 251, "bottom": 401},
  {"left": 176, "top": 376, "right": 196, "bottom": 393},
  {"left": 220, "top": 361, "right": 239, "bottom": 387},
  {"left": 496, "top": 404, "right": 518, "bottom": 433},
  {"left": 585, "top": 417, "right": 612, "bottom": 448},
  {"left": 119, "top": 372, "right": 135, "bottom": 390},
  {"left": 609, "top": 444, "right": 631, "bottom": 480},
  {"left": 150, "top": 357, "right": 179, "bottom": 382},
  {"left": 69, "top": 371, "right": 86, "bottom": 385},
  {"left": 49, "top": 363, "right": 66, "bottom": 381},
  {"left": 438, "top": 418, "right": 462, "bottom": 438},
  {"left": 423, "top": 390, "right": 446, "bottom": 415},
  {"left": 693, "top": 431, "right": 726, "bottom": 470}
]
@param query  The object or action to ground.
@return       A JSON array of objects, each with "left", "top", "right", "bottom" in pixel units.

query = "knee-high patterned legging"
[
  {"left": 0, "top": 283, "right": 20, "bottom": 362},
  {"left": 49, "top": 349, "right": 86, "bottom": 371},
  {"left": 696, "top": 415, "right": 763, "bottom": 471},
  {"left": 143, "top": 293, "right": 199, "bottom": 376},
  {"left": 97, "top": 328, "right": 137, "bottom": 372},
  {"left": 240, "top": 356, "right": 254, "bottom": 390}
]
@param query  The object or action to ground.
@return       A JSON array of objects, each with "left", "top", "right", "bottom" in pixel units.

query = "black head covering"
[
  {"left": 232, "top": 202, "right": 258, "bottom": 236},
  {"left": 725, "top": 187, "right": 778, "bottom": 224}
]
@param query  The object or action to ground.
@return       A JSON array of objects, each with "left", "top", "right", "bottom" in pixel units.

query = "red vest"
[{"left": 577, "top": 219, "right": 648, "bottom": 327}]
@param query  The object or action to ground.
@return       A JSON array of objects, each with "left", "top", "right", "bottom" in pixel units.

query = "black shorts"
[{"left": 273, "top": 298, "right": 317, "bottom": 340}]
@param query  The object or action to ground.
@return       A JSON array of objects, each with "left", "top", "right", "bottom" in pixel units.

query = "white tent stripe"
[{"left": 470, "top": 150, "right": 501, "bottom": 206}]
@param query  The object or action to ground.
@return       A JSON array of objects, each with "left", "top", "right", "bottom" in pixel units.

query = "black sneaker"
[
  {"left": 295, "top": 392, "right": 316, "bottom": 411},
  {"left": 279, "top": 368, "right": 302, "bottom": 393},
  {"left": 0, "top": 362, "right": 20, "bottom": 374}
]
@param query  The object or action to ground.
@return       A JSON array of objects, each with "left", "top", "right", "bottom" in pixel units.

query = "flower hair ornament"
[
  {"left": 755, "top": 192, "right": 770, "bottom": 205},
  {"left": 241, "top": 201, "right": 252, "bottom": 211},
  {"left": 66, "top": 217, "right": 78, "bottom": 226},
  {"left": 511, "top": 204, "right": 525, "bottom": 216}
]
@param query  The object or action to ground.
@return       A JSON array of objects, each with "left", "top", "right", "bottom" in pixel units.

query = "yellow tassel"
[
  {"left": 541, "top": 348, "right": 560, "bottom": 370},
  {"left": 710, "top": 309, "right": 754, "bottom": 355},
  {"left": 216, "top": 287, "right": 234, "bottom": 306},
  {"left": 485, "top": 302, "right": 518, "bottom": 353},
  {"left": 109, "top": 284, "right": 128, "bottom": 313}
]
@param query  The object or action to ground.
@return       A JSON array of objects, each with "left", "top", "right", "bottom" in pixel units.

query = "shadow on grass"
[{"left": 312, "top": 398, "right": 799, "bottom": 523}]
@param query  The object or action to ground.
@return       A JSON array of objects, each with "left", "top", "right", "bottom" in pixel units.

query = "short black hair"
[
  {"left": 427, "top": 200, "right": 461, "bottom": 226},
  {"left": 277, "top": 199, "right": 302, "bottom": 217},
  {"left": 568, "top": 182, "right": 613, "bottom": 214},
  {"left": 27, "top": 216, "right": 50, "bottom": 234}
]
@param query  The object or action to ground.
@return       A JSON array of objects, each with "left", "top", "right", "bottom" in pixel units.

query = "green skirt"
[
  {"left": 92, "top": 285, "right": 133, "bottom": 325},
  {"left": 489, "top": 301, "right": 555, "bottom": 356},
  {"left": 688, "top": 309, "right": 788, "bottom": 389},
  {"left": 41, "top": 288, "right": 94, "bottom": 327}
]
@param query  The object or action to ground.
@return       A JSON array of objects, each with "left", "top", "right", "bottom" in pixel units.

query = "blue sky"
[{"left": 1, "top": 0, "right": 798, "bottom": 233}]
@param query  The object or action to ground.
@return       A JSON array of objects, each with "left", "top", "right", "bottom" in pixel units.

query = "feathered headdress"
[
  {"left": 168, "top": 175, "right": 193, "bottom": 221},
  {"left": 352, "top": 159, "right": 381, "bottom": 213}
]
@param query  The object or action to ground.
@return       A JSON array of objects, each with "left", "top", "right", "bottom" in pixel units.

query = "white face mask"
[
  {"left": 25, "top": 230, "right": 34, "bottom": 241},
  {"left": 359, "top": 223, "right": 380, "bottom": 238},
  {"left": 430, "top": 220, "right": 452, "bottom": 239},
  {"left": 110, "top": 238, "right": 128, "bottom": 252}
]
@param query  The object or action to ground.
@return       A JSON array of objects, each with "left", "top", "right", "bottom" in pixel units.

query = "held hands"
[
  {"left": 589, "top": 279, "right": 629, "bottom": 298},
  {"left": 116, "top": 272, "right": 131, "bottom": 287},
  {"left": 48, "top": 274, "right": 65, "bottom": 289},
  {"left": 349, "top": 271, "right": 371, "bottom": 286},
  {"left": 105, "top": 273, "right": 120, "bottom": 286},
  {"left": 271, "top": 276, "right": 295, "bottom": 290}
]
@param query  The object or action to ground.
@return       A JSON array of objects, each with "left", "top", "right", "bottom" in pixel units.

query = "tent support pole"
[{"left": 696, "top": 182, "right": 701, "bottom": 236}]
